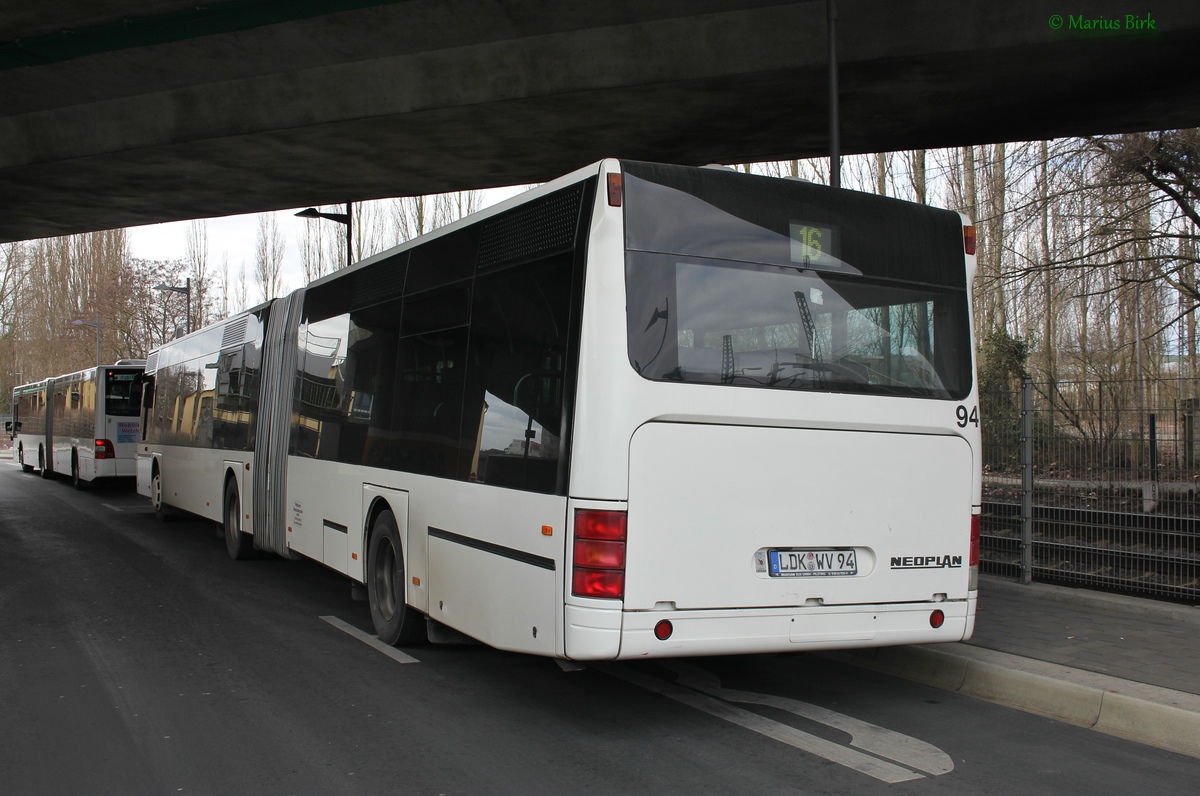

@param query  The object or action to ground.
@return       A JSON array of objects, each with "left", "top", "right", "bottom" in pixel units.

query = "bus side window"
[{"left": 141, "top": 377, "right": 155, "bottom": 441}]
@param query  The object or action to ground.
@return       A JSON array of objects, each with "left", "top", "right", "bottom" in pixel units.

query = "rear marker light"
[
  {"left": 654, "top": 620, "right": 673, "bottom": 641},
  {"left": 964, "top": 225, "right": 977, "bottom": 255},
  {"left": 572, "top": 509, "right": 627, "bottom": 600},
  {"left": 969, "top": 515, "right": 981, "bottom": 567},
  {"left": 969, "top": 514, "right": 981, "bottom": 590},
  {"left": 607, "top": 173, "right": 623, "bottom": 207},
  {"left": 930, "top": 610, "right": 945, "bottom": 629}
]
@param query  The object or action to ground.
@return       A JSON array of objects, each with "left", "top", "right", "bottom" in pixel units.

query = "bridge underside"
[{"left": 2, "top": 0, "right": 1197, "bottom": 242}]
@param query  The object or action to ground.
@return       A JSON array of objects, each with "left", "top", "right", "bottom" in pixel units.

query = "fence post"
[{"left": 1020, "top": 378, "right": 1034, "bottom": 585}]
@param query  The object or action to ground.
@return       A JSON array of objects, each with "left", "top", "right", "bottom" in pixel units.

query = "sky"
[
  {"left": 127, "top": 207, "right": 312, "bottom": 297},
  {"left": 125, "top": 187, "right": 524, "bottom": 301}
]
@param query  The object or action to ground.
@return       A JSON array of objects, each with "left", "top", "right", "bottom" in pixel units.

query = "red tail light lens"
[
  {"left": 964, "top": 225, "right": 977, "bottom": 255},
  {"left": 576, "top": 509, "right": 627, "bottom": 540},
  {"left": 930, "top": 609, "right": 945, "bottom": 629},
  {"left": 572, "top": 509, "right": 627, "bottom": 600},
  {"left": 573, "top": 538, "right": 625, "bottom": 568},
  {"left": 94, "top": 439, "right": 115, "bottom": 460},
  {"left": 572, "top": 569, "right": 624, "bottom": 600}
]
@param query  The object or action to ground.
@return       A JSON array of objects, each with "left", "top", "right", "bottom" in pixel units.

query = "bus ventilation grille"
[
  {"left": 476, "top": 185, "right": 583, "bottom": 271},
  {"left": 221, "top": 316, "right": 249, "bottom": 349},
  {"left": 145, "top": 352, "right": 159, "bottom": 373},
  {"left": 352, "top": 253, "right": 407, "bottom": 309}
]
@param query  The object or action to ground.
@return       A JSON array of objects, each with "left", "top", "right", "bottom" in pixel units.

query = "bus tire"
[
  {"left": 223, "top": 478, "right": 254, "bottom": 560},
  {"left": 38, "top": 447, "right": 51, "bottom": 479},
  {"left": 19, "top": 446, "right": 32, "bottom": 473},
  {"left": 72, "top": 453, "right": 88, "bottom": 490},
  {"left": 151, "top": 467, "right": 172, "bottom": 522},
  {"left": 367, "top": 509, "right": 426, "bottom": 646}
]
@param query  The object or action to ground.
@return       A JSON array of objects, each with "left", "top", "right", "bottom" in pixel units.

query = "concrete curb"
[{"left": 822, "top": 644, "right": 1200, "bottom": 759}]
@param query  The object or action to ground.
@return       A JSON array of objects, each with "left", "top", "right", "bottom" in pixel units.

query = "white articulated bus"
[
  {"left": 10, "top": 362, "right": 147, "bottom": 488},
  {"left": 138, "top": 160, "right": 980, "bottom": 659}
]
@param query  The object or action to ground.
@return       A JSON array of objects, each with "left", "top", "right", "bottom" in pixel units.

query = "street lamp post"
[
  {"left": 72, "top": 315, "right": 101, "bottom": 368},
  {"left": 295, "top": 202, "right": 353, "bottom": 268},
  {"left": 154, "top": 277, "right": 192, "bottom": 335}
]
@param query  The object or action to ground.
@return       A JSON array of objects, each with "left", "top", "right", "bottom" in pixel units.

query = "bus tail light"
[
  {"left": 969, "top": 514, "right": 980, "bottom": 590},
  {"left": 572, "top": 509, "right": 626, "bottom": 600},
  {"left": 95, "top": 439, "right": 115, "bottom": 460},
  {"left": 964, "top": 225, "right": 977, "bottom": 255}
]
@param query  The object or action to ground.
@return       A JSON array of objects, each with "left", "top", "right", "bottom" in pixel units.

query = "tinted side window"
[
  {"left": 295, "top": 312, "right": 351, "bottom": 461},
  {"left": 463, "top": 254, "right": 574, "bottom": 494},
  {"left": 390, "top": 288, "right": 471, "bottom": 478}
]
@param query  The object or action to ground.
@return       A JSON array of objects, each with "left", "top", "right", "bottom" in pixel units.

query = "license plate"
[{"left": 768, "top": 548, "right": 857, "bottom": 577}]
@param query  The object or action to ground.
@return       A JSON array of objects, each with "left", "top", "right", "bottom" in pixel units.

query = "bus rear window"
[
  {"left": 105, "top": 370, "right": 144, "bottom": 417},
  {"left": 626, "top": 254, "right": 971, "bottom": 400}
]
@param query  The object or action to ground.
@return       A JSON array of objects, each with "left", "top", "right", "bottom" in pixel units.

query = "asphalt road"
[{"left": 2, "top": 463, "right": 1197, "bottom": 795}]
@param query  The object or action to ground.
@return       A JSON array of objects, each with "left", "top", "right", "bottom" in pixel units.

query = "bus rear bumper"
[
  {"left": 93, "top": 458, "right": 137, "bottom": 480},
  {"left": 565, "top": 597, "right": 976, "bottom": 661}
]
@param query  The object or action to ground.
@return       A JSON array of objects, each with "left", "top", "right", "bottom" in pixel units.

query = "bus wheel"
[
  {"left": 38, "top": 447, "right": 51, "bottom": 479},
  {"left": 223, "top": 479, "right": 254, "bottom": 560},
  {"left": 19, "top": 446, "right": 32, "bottom": 473},
  {"left": 151, "top": 468, "right": 172, "bottom": 522},
  {"left": 72, "top": 454, "right": 87, "bottom": 490},
  {"left": 367, "top": 509, "right": 426, "bottom": 646}
]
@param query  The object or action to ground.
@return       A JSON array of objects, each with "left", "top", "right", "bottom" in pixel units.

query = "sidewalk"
[{"left": 823, "top": 576, "right": 1200, "bottom": 759}]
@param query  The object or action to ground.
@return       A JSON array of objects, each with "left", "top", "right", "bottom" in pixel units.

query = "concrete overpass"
[{"left": 2, "top": 0, "right": 1198, "bottom": 243}]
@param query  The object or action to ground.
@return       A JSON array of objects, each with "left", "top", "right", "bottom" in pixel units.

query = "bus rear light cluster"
[
  {"left": 94, "top": 439, "right": 115, "bottom": 460},
  {"left": 572, "top": 509, "right": 627, "bottom": 600}
]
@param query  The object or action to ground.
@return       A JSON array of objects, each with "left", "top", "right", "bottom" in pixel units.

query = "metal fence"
[{"left": 981, "top": 377, "right": 1200, "bottom": 602}]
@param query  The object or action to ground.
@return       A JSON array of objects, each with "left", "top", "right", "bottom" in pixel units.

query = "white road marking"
[
  {"left": 103, "top": 503, "right": 154, "bottom": 513},
  {"left": 600, "top": 664, "right": 924, "bottom": 784},
  {"left": 667, "top": 662, "right": 953, "bottom": 776},
  {"left": 320, "top": 616, "right": 420, "bottom": 664}
]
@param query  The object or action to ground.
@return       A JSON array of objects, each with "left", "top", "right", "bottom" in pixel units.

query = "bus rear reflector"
[
  {"left": 607, "top": 173, "right": 623, "bottom": 207},
  {"left": 964, "top": 225, "right": 977, "bottom": 255},
  {"left": 969, "top": 515, "right": 980, "bottom": 566},
  {"left": 969, "top": 514, "right": 980, "bottom": 590},
  {"left": 95, "top": 439, "right": 114, "bottom": 459},
  {"left": 572, "top": 509, "right": 627, "bottom": 600}
]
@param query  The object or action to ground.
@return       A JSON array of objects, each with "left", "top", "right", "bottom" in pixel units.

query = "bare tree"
[
  {"left": 185, "top": 219, "right": 210, "bottom": 330},
  {"left": 299, "top": 211, "right": 332, "bottom": 284},
  {"left": 254, "top": 214, "right": 286, "bottom": 302},
  {"left": 218, "top": 252, "right": 230, "bottom": 320}
]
